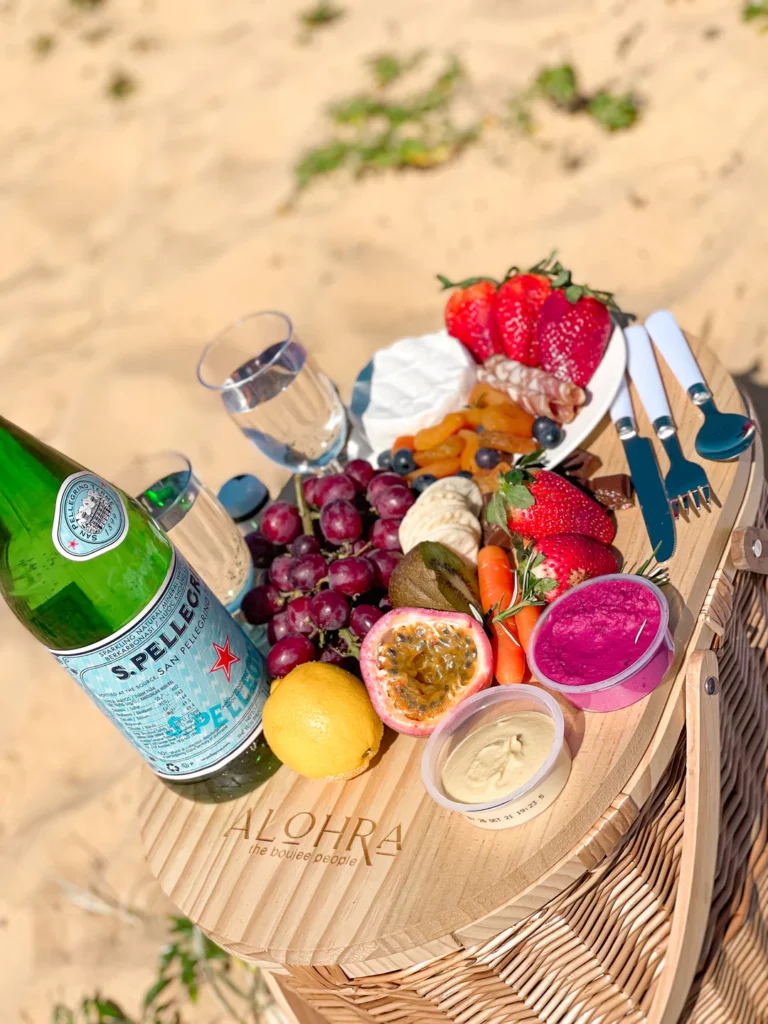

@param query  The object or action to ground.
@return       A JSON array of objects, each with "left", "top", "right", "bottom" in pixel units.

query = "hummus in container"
[
  {"left": 528, "top": 574, "right": 674, "bottom": 712},
  {"left": 421, "top": 686, "right": 571, "bottom": 830}
]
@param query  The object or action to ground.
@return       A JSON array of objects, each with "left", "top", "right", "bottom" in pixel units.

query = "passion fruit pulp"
[{"left": 360, "top": 608, "right": 493, "bottom": 736}]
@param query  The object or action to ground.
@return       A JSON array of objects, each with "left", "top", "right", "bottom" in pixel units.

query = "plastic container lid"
[{"left": 217, "top": 474, "right": 269, "bottom": 522}]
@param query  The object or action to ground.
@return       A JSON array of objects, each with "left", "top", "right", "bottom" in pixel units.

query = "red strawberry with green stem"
[
  {"left": 524, "top": 533, "right": 619, "bottom": 602},
  {"left": 438, "top": 275, "right": 502, "bottom": 361},
  {"left": 486, "top": 452, "right": 615, "bottom": 544},
  {"left": 537, "top": 267, "right": 623, "bottom": 387},
  {"left": 493, "top": 252, "right": 566, "bottom": 365},
  {"left": 495, "top": 273, "right": 552, "bottom": 366}
]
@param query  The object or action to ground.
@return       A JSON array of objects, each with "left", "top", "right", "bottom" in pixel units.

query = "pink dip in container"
[{"left": 528, "top": 574, "right": 674, "bottom": 712}]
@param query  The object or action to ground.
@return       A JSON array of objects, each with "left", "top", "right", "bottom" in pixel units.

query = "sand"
[{"left": 1, "top": 0, "right": 767, "bottom": 1018}]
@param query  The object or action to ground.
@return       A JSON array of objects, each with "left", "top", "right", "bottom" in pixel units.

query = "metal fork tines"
[{"left": 655, "top": 417, "right": 711, "bottom": 518}]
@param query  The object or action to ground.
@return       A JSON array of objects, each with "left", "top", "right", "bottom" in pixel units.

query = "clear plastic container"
[
  {"left": 528, "top": 574, "right": 675, "bottom": 713},
  {"left": 421, "top": 685, "right": 572, "bottom": 830}
]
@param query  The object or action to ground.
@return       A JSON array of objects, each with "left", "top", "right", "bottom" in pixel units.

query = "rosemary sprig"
[
  {"left": 492, "top": 546, "right": 555, "bottom": 624},
  {"left": 626, "top": 543, "right": 670, "bottom": 587}
]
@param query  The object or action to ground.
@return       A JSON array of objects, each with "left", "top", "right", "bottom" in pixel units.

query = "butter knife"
[{"left": 609, "top": 375, "right": 676, "bottom": 562}]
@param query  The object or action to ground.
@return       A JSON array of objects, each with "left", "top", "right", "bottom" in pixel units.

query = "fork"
[{"left": 625, "top": 324, "right": 711, "bottom": 517}]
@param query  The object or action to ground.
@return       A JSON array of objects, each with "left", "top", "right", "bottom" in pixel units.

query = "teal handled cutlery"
[
  {"left": 645, "top": 310, "right": 756, "bottom": 462},
  {"left": 625, "top": 324, "right": 711, "bottom": 516},
  {"left": 609, "top": 373, "right": 676, "bottom": 561}
]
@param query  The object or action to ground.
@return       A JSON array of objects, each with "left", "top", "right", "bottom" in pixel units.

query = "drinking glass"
[
  {"left": 118, "top": 452, "right": 253, "bottom": 612},
  {"left": 197, "top": 311, "right": 348, "bottom": 474}
]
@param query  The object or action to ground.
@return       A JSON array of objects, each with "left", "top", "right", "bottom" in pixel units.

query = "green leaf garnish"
[
  {"left": 485, "top": 491, "right": 512, "bottom": 536},
  {"left": 499, "top": 482, "right": 535, "bottom": 509}
]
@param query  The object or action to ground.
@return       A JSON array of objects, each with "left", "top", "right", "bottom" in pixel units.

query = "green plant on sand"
[
  {"left": 31, "top": 33, "right": 57, "bottom": 56},
  {"left": 587, "top": 90, "right": 640, "bottom": 132},
  {"left": 300, "top": 1, "right": 345, "bottom": 30},
  {"left": 743, "top": 1, "right": 768, "bottom": 25},
  {"left": 52, "top": 917, "right": 274, "bottom": 1024},
  {"left": 367, "top": 50, "right": 426, "bottom": 89},
  {"left": 106, "top": 70, "right": 137, "bottom": 101},
  {"left": 293, "top": 52, "right": 481, "bottom": 196},
  {"left": 510, "top": 63, "right": 639, "bottom": 135}
]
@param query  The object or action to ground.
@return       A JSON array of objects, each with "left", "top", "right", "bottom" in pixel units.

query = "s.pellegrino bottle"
[{"left": 0, "top": 416, "right": 279, "bottom": 802}]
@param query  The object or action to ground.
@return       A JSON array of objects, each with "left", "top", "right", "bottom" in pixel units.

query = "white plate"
[
  {"left": 350, "top": 325, "right": 627, "bottom": 469},
  {"left": 538, "top": 324, "right": 626, "bottom": 469}
]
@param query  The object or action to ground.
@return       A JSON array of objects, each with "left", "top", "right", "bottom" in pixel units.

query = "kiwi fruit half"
[{"left": 389, "top": 541, "right": 482, "bottom": 616}]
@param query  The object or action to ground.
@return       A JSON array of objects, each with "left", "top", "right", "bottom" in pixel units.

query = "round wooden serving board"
[{"left": 138, "top": 337, "right": 755, "bottom": 971}]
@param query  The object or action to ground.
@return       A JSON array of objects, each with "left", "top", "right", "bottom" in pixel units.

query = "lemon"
[{"left": 263, "top": 663, "right": 383, "bottom": 781}]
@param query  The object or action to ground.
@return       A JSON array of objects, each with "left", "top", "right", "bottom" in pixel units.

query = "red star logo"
[
  {"left": 68, "top": 540, "right": 78, "bottom": 549},
  {"left": 209, "top": 637, "right": 240, "bottom": 683}
]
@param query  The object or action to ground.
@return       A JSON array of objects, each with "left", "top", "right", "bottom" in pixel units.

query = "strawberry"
[
  {"left": 485, "top": 452, "right": 615, "bottom": 544},
  {"left": 438, "top": 275, "right": 502, "bottom": 361},
  {"left": 538, "top": 289, "right": 614, "bottom": 388},
  {"left": 495, "top": 273, "right": 552, "bottom": 365},
  {"left": 527, "top": 533, "right": 619, "bottom": 602}
]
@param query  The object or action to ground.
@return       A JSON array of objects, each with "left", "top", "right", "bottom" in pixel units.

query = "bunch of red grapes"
[{"left": 241, "top": 460, "right": 414, "bottom": 679}]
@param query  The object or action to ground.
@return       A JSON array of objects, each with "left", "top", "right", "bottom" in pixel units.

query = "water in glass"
[{"left": 198, "top": 312, "right": 348, "bottom": 474}]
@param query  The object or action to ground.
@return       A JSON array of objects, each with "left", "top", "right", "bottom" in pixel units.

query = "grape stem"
[
  {"left": 338, "top": 628, "right": 362, "bottom": 658},
  {"left": 294, "top": 475, "right": 315, "bottom": 536}
]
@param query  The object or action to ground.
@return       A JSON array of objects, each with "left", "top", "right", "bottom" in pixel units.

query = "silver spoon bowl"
[{"left": 689, "top": 384, "right": 756, "bottom": 461}]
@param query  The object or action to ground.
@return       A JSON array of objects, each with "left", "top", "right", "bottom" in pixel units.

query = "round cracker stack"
[{"left": 398, "top": 478, "right": 483, "bottom": 564}]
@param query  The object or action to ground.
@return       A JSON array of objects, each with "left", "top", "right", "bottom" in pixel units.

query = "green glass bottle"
[{"left": 0, "top": 416, "right": 280, "bottom": 802}]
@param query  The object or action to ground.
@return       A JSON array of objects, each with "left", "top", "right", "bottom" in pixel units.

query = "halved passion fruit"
[{"left": 360, "top": 608, "right": 493, "bottom": 736}]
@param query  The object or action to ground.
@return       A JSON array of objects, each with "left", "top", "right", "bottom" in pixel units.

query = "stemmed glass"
[{"left": 197, "top": 311, "right": 348, "bottom": 474}]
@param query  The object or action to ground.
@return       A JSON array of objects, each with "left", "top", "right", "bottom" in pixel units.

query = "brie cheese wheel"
[{"left": 361, "top": 330, "right": 477, "bottom": 454}]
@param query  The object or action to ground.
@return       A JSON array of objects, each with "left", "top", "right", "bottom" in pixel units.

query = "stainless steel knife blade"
[
  {"left": 619, "top": 433, "right": 676, "bottom": 562},
  {"left": 610, "top": 373, "right": 676, "bottom": 563}
]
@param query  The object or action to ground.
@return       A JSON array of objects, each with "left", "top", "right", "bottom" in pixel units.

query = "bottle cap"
[{"left": 217, "top": 474, "right": 269, "bottom": 523}]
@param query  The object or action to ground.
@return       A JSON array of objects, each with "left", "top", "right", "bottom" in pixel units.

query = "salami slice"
[{"left": 478, "top": 357, "right": 585, "bottom": 424}]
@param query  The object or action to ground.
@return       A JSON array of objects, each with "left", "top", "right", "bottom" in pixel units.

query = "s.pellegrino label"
[
  {"left": 52, "top": 471, "right": 129, "bottom": 561},
  {"left": 49, "top": 553, "right": 270, "bottom": 780}
]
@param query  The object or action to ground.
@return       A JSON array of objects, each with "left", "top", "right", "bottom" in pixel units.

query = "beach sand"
[{"left": 1, "top": 0, "right": 767, "bottom": 1018}]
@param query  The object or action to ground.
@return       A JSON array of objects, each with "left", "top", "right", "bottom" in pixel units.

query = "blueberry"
[
  {"left": 532, "top": 416, "right": 564, "bottom": 450},
  {"left": 475, "top": 447, "right": 501, "bottom": 470},
  {"left": 392, "top": 448, "right": 417, "bottom": 475},
  {"left": 456, "top": 470, "right": 474, "bottom": 479},
  {"left": 412, "top": 473, "right": 437, "bottom": 494},
  {"left": 377, "top": 450, "right": 393, "bottom": 469}
]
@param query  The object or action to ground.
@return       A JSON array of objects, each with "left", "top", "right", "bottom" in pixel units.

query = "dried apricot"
[
  {"left": 479, "top": 405, "right": 535, "bottom": 437},
  {"left": 464, "top": 408, "right": 485, "bottom": 428},
  {"left": 390, "top": 434, "right": 416, "bottom": 454},
  {"left": 407, "top": 457, "right": 462, "bottom": 482},
  {"left": 468, "top": 381, "right": 515, "bottom": 408},
  {"left": 414, "top": 412, "right": 467, "bottom": 451},
  {"left": 413, "top": 435, "right": 465, "bottom": 466},
  {"left": 480, "top": 431, "right": 539, "bottom": 455},
  {"left": 459, "top": 429, "right": 481, "bottom": 473},
  {"left": 483, "top": 388, "right": 516, "bottom": 408}
]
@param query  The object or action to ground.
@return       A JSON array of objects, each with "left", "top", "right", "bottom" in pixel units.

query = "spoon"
[{"left": 645, "top": 310, "right": 756, "bottom": 461}]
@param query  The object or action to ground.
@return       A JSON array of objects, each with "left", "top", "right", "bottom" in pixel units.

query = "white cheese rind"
[{"left": 361, "top": 330, "right": 477, "bottom": 453}]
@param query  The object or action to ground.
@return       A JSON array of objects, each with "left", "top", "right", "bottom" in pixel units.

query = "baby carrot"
[
  {"left": 478, "top": 546, "right": 516, "bottom": 612},
  {"left": 477, "top": 546, "right": 526, "bottom": 685},
  {"left": 514, "top": 604, "right": 543, "bottom": 653}
]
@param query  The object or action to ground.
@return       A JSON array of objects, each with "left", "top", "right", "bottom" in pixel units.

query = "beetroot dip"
[{"left": 532, "top": 578, "right": 662, "bottom": 687}]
